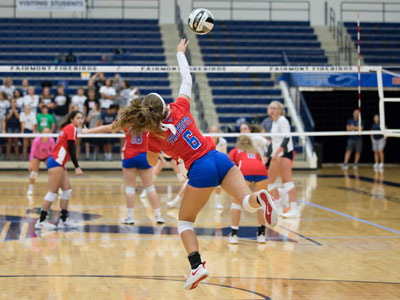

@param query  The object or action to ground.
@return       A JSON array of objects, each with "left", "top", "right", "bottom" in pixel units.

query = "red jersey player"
[
  {"left": 35, "top": 111, "right": 83, "bottom": 230},
  {"left": 82, "top": 124, "right": 165, "bottom": 225},
  {"left": 112, "top": 39, "right": 278, "bottom": 290},
  {"left": 228, "top": 135, "right": 269, "bottom": 244}
]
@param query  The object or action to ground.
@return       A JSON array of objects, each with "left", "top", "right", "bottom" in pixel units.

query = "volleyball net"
[{"left": 0, "top": 65, "right": 398, "bottom": 168}]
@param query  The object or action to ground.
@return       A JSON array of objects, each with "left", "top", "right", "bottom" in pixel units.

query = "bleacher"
[
  {"left": 0, "top": 18, "right": 172, "bottom": 101},
  {"left": 345, "top": 22, "right": 400, "bottom": 65},
  {"left": 197, "top": 20, "right": 327, "bottom": 154}
]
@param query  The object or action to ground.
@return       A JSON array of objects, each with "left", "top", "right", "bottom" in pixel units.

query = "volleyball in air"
[{"left": 188, "top": 8, "right": 214, "bottom": 35}]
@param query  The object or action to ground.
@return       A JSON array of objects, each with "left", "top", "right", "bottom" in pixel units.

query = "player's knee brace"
[
  {"left": 61, "top": 189, "right": 72, "bottom": 200},
  {"left": 268, "top": 182, "right": 278, "bottom": 191},
  {"left": 178, "top": 220, "right": 193, "bottom": 234},
  {"left": 231, "top": 203, "right": 242, "bottom": 211},
  {"left": 29, "top": 171, "right": 38, "bottom": 179},
  {"left": 144, "top": 185, "right": 155, "bottom": 193},
  {"left": 125, "top": 186, "right": 136, "bottom": 195},
  {"left": 44, "top": 192, "right": 58, "bottom": 203},
  {"left": 242, "top": 194, "right": 258, "bottom": 213},
  {"left": 283, "top": 181, "right": 295, "bottom": 194}
]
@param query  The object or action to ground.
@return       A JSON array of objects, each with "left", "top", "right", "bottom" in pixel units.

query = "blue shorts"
[
  {"left": 244, "top": 175, "right": 268, "bottom": 183},
  {"left": 187, "top": 150, "right": 235, "bottom": 188},
  {"left": 122, "top": 152, "right": 152, "bottom": 169},
  {"left": 46, "top": 156, "right": 62, "bottom": 169}
]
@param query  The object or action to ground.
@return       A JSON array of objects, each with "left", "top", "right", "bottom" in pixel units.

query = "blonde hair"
[
  {"left": 269, "top": 100, "right": 285, "bottom": 116},
  {"left": 113, "top": 94, "right": 169, "bottom": 135},
  {"left": 235, "top": 135, "right": 257, "bottom": 155}
]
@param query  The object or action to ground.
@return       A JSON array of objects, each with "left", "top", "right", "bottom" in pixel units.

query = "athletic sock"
[
  {"left": 127, "top": 208, "right": 134, "bottom": 218},
  {"left": 39, "top": 210, "right": 48, "bottom": 222},
  {"left": 188, "top": 251, "right": 202, "bottom": 269},
  {"left": 231, "top": 226, "right": 239, "bottom": 236},
  {"left": 60, "top": 209, "right": 68, "bottom": 222},
  {"left": 153, "top": 208, "right": 161, "bottom": 218},
  {"left": 258, "top": 225, "right": 266, "bottom": 236},
  {"left": 28, "top": 184, "right": 34, "bottom": 191}
]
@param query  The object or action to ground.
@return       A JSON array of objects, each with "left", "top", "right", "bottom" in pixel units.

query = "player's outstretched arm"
[
  {"left": 176, "top": 39, "right": 191, "bottom": 102},
  {"left": 82, "top": 124, "right": 114, "bottom": 134}
]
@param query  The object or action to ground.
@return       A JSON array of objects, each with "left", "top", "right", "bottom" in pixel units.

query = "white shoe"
[
  {"left": 58, "top": 218, "right": 78, "bottom": 229},
  {"left": 353, "top": 164, "right": 358, "bottom": 170},
  {"left": 140, "top": 190, "right": 147, "bottom": 199},
  {"left": 280, "top": 202, "right": 300, "bottom": 218},
  {"left": 156, "top": 215, "right": 165, "bottom": 224},
  {"left": 166, "top": 197, "right": 180, "bottom": 208},
  {"left": 227, "top": 233, "right": 238, "bottom": 244},
  {"left": 121, "top": 216, "right": 135, "bottom": 225},
  {"left": 373, "top": 163, "right": 379, "bottom": 170},
  {"left": 379, "top": 163, "right": 384, "bottom": 169},
  {"left": 257, "top": 233, "right": 266, "bottom": 243},
  {"left": 184, "top": 262, "right": 209, "bottom": 290},
  {"left": 27, "top": 189, "right": 33, "bottom": 196},
  {"left": 35, "top": 219, "right": 57, "bottom": 230},
  {"left": 341, "top": 164, "right": 348, "bottom": 171}
]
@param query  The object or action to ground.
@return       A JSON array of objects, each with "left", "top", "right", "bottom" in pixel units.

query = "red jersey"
[
  {"left": 229, "top": 148, "right": 267, "bottom": 177},
  {"left": 51, "top": 123, "right": 77, "bottom": 167},
  {"left": 122, "top": 129, "right": 149, "bottom": 160},
  {"left": 148, "top": 97, "right": 215, "bottom": 170}
]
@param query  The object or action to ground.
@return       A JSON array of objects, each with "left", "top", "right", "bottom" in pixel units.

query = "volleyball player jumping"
[{"left": 113, "top": 39, "right": 278, "bottom": 290}]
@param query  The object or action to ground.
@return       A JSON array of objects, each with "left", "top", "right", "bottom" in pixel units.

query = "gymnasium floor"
[{"left": 0, "top": 167, "right": 399, "bottom": 299}]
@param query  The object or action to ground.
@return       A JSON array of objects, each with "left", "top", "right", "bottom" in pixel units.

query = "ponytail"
[{"left": 235, "top": 135, "right": 257, "bottom": 155}]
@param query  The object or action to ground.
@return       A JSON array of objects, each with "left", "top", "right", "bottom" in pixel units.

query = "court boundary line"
[{"left": 300, "top": 201, "right": 400, "bottom": 235}]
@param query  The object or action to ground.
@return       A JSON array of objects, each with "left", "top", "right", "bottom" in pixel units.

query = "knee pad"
[
  {"left": 242, "top": 194, "right": 258, "bottom": 213},
  {"left": 29, "top": 171, "right": 38, "bottom": 179},
  {"left": 268, "top": 182, "right": 278, "bottom": 191},
  {"left": 231, "top": 203, "right": 242, "bottom": 211},
  {"left": 44, "top": 192, "right": 58, "bottom": 203},
  {"left": 283, "top": 181, "right": 295, "bottom": 194},
  {"left": 125, "top": 186, "right": 136, "bottom": 195},
  {"left": 145, "top": 185, "right": 155, "bottom": 193},
  {"left": 61, "top": 189, "right": 72, "bottom": 200},
  {"left": 178, "top": 220, "right": 193, "bottom": 235}
]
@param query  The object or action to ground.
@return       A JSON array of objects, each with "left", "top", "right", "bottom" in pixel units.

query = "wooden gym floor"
[{"left": 0, "top": 166, "right": 399, "bottom": 299}]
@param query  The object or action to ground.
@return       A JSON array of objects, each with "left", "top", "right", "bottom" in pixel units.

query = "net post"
[{"left": 357, "top": 13, "right": 362, "bottom": 133}]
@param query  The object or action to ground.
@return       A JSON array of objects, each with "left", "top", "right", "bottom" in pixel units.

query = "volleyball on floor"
[{"left": 188, "top": 8, "right": 214, "bottom": 35}]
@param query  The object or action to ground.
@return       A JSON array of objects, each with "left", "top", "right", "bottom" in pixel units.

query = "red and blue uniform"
[
  {"left": 229, "top": 148, "right": 268, "bottom": 183},
  {"left": 47, "top": 124, "right": 77, "bottom": 169},
  {"left": 122, "top": 129, "right": 151, "bottom": 169},
  {"left": 148, "top": 97, "right": 234, "bottom": 188}
]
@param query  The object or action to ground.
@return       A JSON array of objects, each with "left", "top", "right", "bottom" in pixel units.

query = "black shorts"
[
  {"left": 282, "top": 151, "right": 294, "bottom": 160},
  {"left": 265, "top": 150, "right": 294, "bottom": 170}
]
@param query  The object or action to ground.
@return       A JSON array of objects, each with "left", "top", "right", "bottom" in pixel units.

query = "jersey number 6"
[{"left": 183, "top": 130, "right": 201, "bottom": 150}]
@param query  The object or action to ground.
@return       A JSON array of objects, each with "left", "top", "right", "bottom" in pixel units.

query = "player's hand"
[
  {"left": 82, "top": 126, "right": 88, "bottom": 134},
  {"left": 177, "top": 38, "right": 189, "bottom": 53},
  {"left": 75, "top": 167, "right": 83, "bottom": 176}
]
